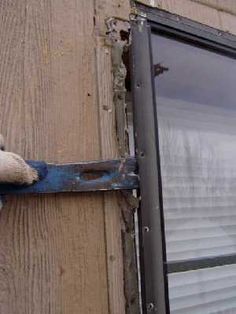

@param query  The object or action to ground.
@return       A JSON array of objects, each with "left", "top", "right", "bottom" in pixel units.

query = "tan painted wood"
[
  {"left": 96, "top": 36, "right": 126, "bottom": 314},
  {"left": 95, "top": 0, "right": 130, "bottom": 309},
  {"left": 219, "top": 10, "right": 236, "bottom": 35},
  {"left": 0, "top": 1, "right": 109, "bottom": 313},
  {"left": 139, "top": 0, "right": 221, "bottom": 28},
  {"left": 193, "top": 0, "right": 236, "bottom": 16}
]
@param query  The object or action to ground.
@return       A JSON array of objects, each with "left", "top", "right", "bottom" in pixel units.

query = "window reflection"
[
  {"left": 152, "top": 32, "right": 236, "bottom": 314},
  {"left": 152, "top": 34, "right": 236, "bottom": 261}
]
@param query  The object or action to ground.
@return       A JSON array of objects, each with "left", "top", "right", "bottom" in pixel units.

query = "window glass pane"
[
  {"left": 152, "top": 34, "right": 236, "bottom": 261},
  {"left": 169, "top": 264, "right": 236, "bottom": 314}
]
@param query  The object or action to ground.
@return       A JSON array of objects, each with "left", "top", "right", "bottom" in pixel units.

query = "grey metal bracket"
[{"left": 0, "top": 157, "right": 139, "bottom": 195}]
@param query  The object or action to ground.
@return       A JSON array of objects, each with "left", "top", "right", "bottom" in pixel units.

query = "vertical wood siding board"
[
  {"left": 0, "top": 2, "right": 26, "bottom": 153},
  {"left": 96, "top": 37, "right": 117, "bottom": 159},
  {"left": 0, "top": 1, "right": 109, "bottom": 313},
  {"left": 96, "top": 32, "right": 126, "bottom": 313},
  {"left": 48, "top": 5, "right": 110, "bottom": 310},
  {"left": 95, "top": 1, "right": 144, "bottom": 313},
  {"left": 50, "top": 0, "right": 100, "bottom": 163}
]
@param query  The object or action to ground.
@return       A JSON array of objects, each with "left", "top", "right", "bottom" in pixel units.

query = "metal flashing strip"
[{"left": 0, "top": 158, "right": 138, "bottom": 194}]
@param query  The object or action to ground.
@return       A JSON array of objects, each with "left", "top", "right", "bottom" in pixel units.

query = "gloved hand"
[{"left": 0, "top": 135, "right": 38, "bottom": 185}]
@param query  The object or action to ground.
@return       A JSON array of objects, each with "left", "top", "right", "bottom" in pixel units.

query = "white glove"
[{"left": 0, "top": 135, "right": 38, "bottom": 185}]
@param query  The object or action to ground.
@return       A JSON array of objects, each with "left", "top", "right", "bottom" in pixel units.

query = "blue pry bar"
[{"left": 0, "top": 157, "right": 139, "bottom": 194}]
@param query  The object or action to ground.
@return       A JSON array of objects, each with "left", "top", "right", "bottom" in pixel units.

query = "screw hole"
[
  {"left": 140, "top": 151, "right": 145, "bottom": 158},
  {"left": 147, "top": 303, "right": 154, "bottom": 311},
  {"left": 144, "top": 226, "right": 150, "bottom": 232}
]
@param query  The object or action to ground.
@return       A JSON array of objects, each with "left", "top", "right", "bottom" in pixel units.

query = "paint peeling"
[
  {"left": 105, "top": 16, "right": 140, "bottom": 314},
  {"left": 119, "top": 191, "right": 140, "bottom": 314},
  {"left": 105, "top": 18, "right": 130, "bottom": 157}
]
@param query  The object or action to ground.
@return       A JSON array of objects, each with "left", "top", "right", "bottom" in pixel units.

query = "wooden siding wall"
[{"left": 0, "top": 1, "right": 130, "bottom": 314}]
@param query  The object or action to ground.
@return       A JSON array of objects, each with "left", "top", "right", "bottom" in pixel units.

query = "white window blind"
[
  {"left": 152, "top": 31, "right": 236, "bottom": 313},
  {"left": 169, "top": 264, "right": 236, "bottom": 314},
  {"left": 158, "top": 97, "right": 236, "bottom": 261}
]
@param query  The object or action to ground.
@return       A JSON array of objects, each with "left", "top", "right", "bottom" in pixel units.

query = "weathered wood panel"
[
  {"left": 138, "top": 0, "right": 236, "bottom": 35},
  {"left": 219, "top": 11, "right": 236, "bottom": 35},
  {"left": 194, "top": 0, "right": 236, "bottom": 16},
  {"left": 95, "top": 0, "right": 130, "bottom": 311},
  {"left": 0, "top": 1, "right": 109, "bottom": 313},
  {"left": 96, "top": 0, "right": 130, "bottom": 33},
  {"left": 96, "top": 35, "right": 126, "bottom": 314},
  {"left": 139, "top": 0, "right": 221, "bottom": 28}
]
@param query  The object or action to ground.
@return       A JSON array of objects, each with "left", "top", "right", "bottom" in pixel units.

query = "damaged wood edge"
[
  {"left": 95, "top": 33, "right": 126, "bottom": 313},
  {"left": 105, "top": 17, "right": 141, "bottom": 314},
  {"left": 105, "top": 17, "right": 130, "bottom": 157},
  {"left": 120, "top": 191, "right": 140, "bottom": 314}
]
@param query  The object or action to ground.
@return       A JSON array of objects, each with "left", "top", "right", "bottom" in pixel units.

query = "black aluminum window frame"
[{"left": 131, "top": 4, "right": 236, "bottom": 314}]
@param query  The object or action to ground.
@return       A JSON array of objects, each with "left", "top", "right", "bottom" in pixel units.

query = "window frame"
[{"left": 131, "top": 4, "right": 236, "bottom": 314}]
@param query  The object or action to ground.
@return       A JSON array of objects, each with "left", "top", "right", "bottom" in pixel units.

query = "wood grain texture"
[
  {"left": 140, "top": 0, "right": 221, "bottom": 28},
  {"left": 0, "top": 1, "right": 108, "bottom": 313},
  {"left": 219, "top": 10, "right": 236, "bottom": 35},
  {"left": 95, "top": 0, "right": 139, "bottom": 312},
  {"left": 193, "top": 0, "right": 236, "bottom": 16},
  {"left": 138, "top": 0, "right": 236, "bottom": 35},
  {"left": 95, "top": 23, "right": 127, "bottom": 314}
]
